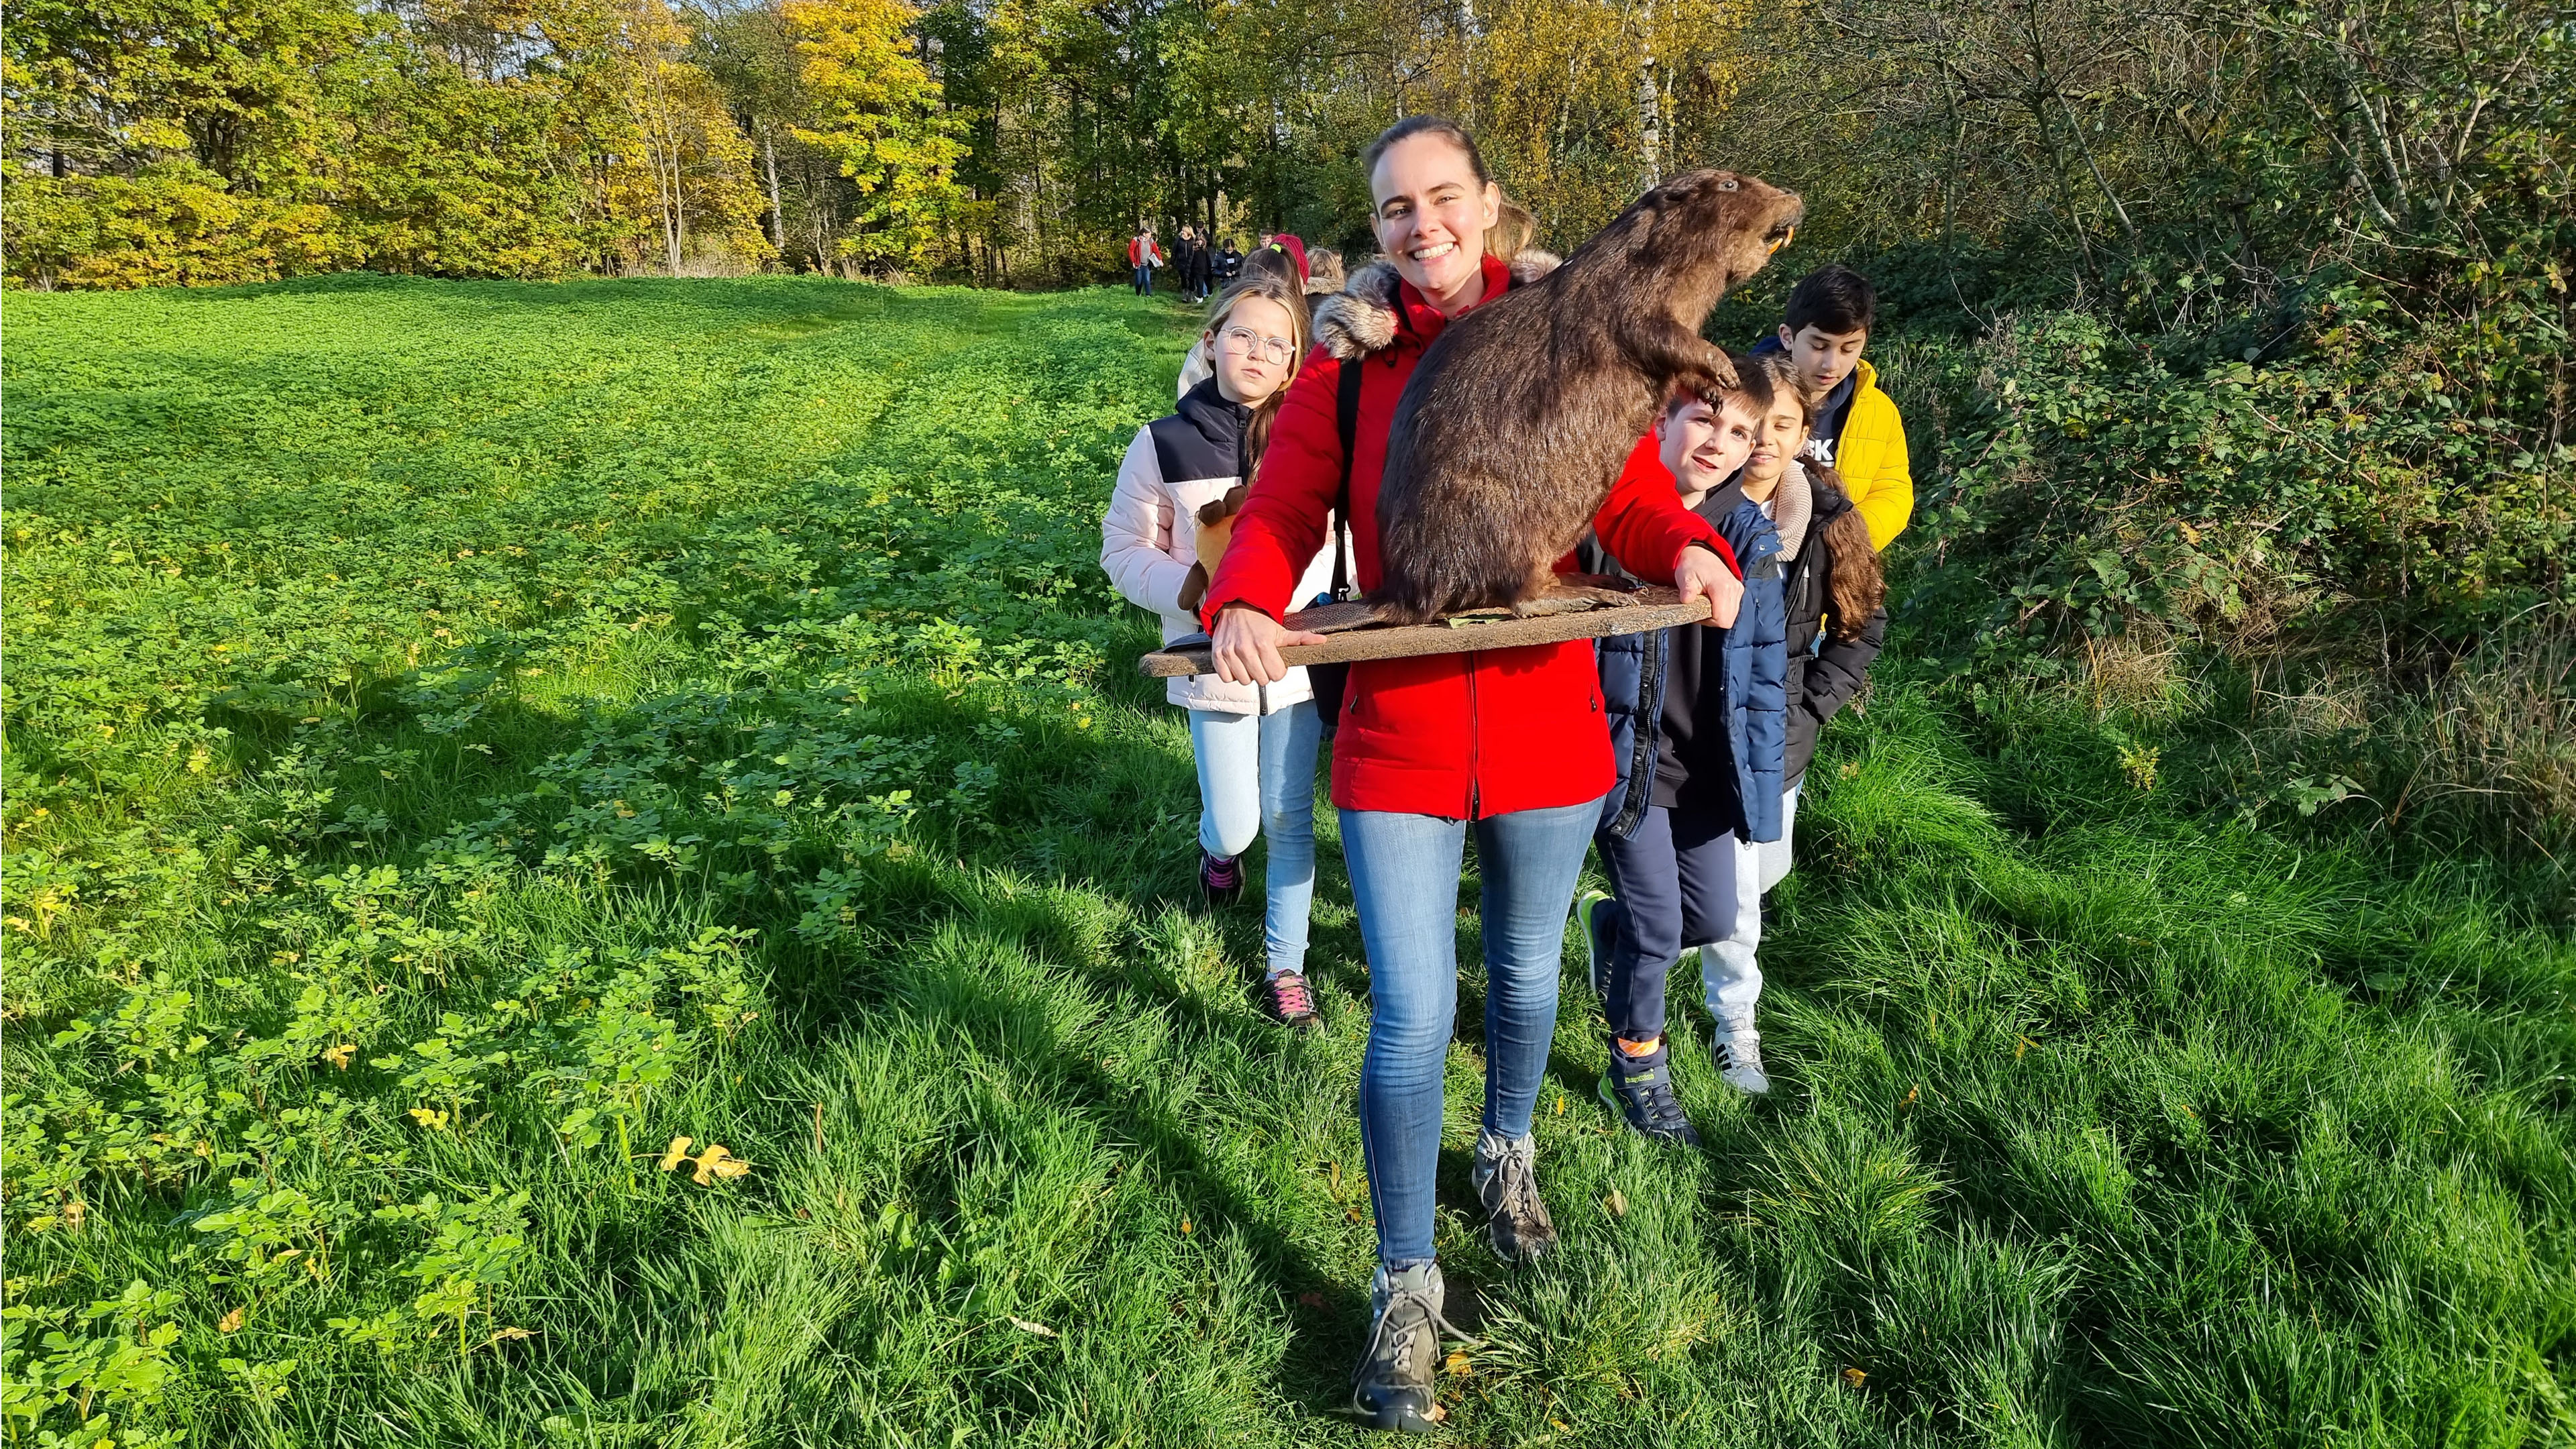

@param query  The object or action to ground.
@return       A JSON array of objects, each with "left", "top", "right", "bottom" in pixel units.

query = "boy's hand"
[{"left": 1674, "top": 545, "right": 1743, "bottom": 629}]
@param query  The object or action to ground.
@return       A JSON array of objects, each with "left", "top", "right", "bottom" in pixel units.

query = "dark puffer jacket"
[
  {"left": 1782, "top": 470, "right": 1888, "bottom": 784},
  {"left": 1596, "top": 492, "right": 1788, "bottom": 843}
]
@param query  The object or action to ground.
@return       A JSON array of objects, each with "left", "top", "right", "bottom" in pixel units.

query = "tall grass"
[{"left": 3, "top": 277, "right": 2569, "bottom": 1445}]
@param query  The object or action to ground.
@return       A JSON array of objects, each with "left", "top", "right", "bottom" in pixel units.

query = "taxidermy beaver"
[{"left": 1372, "top": 169, "right": 1805, "bottom": 624}]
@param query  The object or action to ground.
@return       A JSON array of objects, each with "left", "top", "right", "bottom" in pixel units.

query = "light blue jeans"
[
  {"left": 1187, "top": 702, "right": 1320, "bottom": 979},
  {"left": 1340, "top": 798, "right": 1601, "bottom": 1269}
]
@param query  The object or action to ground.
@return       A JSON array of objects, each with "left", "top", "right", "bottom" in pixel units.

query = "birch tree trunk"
[
  {"left": 1638, "top": 13, "right": 1662, "bottom": 191},
  {"left": 762, "top": 131, "right": 785, "bottom": 254}
]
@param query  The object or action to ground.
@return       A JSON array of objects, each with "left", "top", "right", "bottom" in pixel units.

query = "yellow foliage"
[
  {"left": 605, "top": 0, "right": 777, "bottom": 273},
  {"left": 785, "top": 0, "right": 967, "bottom": 274},
  {"left": 3, "top": 165, "right": 359, "bottom": 290}
]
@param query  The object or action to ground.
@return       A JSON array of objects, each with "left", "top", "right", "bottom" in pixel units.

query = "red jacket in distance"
[{"left": 1201, "top": 252, "right": 1739, "bottom": 818}]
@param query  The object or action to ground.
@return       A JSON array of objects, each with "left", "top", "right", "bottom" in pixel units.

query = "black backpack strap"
[{"left": 1332, "top": 359, "right": 1364, "bottom": 600}]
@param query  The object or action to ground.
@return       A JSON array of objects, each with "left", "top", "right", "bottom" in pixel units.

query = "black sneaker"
[
  {"left": 1576, "top": 890, "right": 1615, "bottom": 1000},
  {"left": 1470, "top": 1129, "right": 1557, "bottom": 1265},
  {"left": 1199, "top": 849, "right": 1244, "bottom": 905},
  {"left": 1349, "top": 1261, "right": 1459, "bottom": 1433},
  {"left": 1599, "top": 1035, "right": 1701, "bottom": 1145}
]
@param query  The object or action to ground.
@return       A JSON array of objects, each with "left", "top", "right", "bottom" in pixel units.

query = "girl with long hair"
[{"left": 1101, "top": 274, "right": 1336, "bottom": 1029}]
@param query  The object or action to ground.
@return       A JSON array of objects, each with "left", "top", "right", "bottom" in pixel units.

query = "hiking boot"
[
  {"left": 1715, "top": 1024, "right": 1771, "bottom": 1095},
  {"left": 1598, "top": 1035, "right": 1701, "bottom": 1146},
  {"left": 1576, "top": 890, "right": 1615, "bottom": 1000},
  {"left": 1264, "top": 971, "right": 1322, "bottom": 1032},
  {"left": 1349, "top": 1260, "right": 1460, "bottom": 1434},
  {"left": 1199, "top": 849, "right": 1244, "bottom": 906},
  {"left": 1470, "top": 1128, "right": 1557, "bottom": 1265}
]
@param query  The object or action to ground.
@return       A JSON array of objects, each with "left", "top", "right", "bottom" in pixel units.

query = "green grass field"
[{"left": 3, "top": 276, "right": 2570, "bottom": 1448}]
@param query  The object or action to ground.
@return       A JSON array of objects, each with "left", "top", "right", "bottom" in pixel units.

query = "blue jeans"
[
  {"left": 1134, "top": 264, "right": 1155, "bottom": 296},
  {"left": 1187, "top": 703, "right": 1320, "bottom": 979},
  {"left": 1341, "top": 798, "right": 1601, "bottom": 1269}
]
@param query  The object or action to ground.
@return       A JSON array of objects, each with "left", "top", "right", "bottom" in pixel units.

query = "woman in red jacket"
[{"left": 1201, "top": 115, "right": 1745, "bottom": 1430}]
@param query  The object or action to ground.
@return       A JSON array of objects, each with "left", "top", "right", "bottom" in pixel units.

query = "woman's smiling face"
[{"left": 1369, "top": 134, "right": 1499, "bottom": 307}]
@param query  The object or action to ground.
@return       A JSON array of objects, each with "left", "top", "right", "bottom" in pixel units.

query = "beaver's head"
[{"left": 1615, "top": 169, "right": 1805, "bottom": 323}]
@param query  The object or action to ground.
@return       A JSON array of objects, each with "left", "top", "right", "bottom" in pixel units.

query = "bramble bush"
[{"left": 1897, "top": 275, "right": 2569, "bottom": 656}]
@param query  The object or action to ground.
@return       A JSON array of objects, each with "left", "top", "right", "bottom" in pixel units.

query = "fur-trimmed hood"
[{"left": 1312, "top": 250, "right": 1562, "bottom": 362}]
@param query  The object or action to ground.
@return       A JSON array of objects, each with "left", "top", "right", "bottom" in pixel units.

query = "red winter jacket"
[{"left": 1201, "top": 252, "right": 1739, "bottom": 818}]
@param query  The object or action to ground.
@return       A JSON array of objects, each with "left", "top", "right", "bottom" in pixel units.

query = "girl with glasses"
[{"left": 1100, "top": 274, "right": 1335, "bottom": 1032}]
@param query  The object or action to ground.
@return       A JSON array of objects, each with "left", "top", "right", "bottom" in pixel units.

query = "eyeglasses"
[{"left": 1220, "top": 325, "right": 1295, "bottom": 365}]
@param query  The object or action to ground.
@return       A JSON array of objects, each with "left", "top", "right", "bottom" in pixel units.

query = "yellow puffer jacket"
[{"left": 1830, "top": 359, "right": 1913, "bottom": 550}]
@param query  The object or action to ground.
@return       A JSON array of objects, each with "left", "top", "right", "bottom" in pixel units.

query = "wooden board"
[{"left": 1140, "top": 585, "right": 1711, "bottom": 678}]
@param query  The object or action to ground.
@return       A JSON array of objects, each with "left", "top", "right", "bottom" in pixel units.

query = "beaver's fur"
[{"left": 1371, "top": 170, "right": 1805, "bottom": 623}]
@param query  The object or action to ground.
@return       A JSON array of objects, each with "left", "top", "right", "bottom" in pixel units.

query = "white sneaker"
[{"left": 1715, "top": 1026, "right": 1770, "bottom": 1094}]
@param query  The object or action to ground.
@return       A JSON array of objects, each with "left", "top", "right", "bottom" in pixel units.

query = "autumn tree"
[{"left": 783, "top": 0, "right": 965, "bottom": 275}]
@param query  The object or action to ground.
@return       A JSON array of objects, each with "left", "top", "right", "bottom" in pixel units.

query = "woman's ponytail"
[{"left": 1489, "top": 197, "right": 1540, "bottom": 264}]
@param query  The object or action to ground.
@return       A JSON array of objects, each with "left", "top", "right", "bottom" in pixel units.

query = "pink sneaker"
[
  {"left": 1264, "top": 972, "right": 1322, "bottom": 1032},
  {"left": 1199, "top": 849, "right": 1244, "bottom": 905}
]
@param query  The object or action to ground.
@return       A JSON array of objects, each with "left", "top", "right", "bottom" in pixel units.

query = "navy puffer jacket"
[{"left": 1595, "top": 494, "right": 1789, "bottom": 843}]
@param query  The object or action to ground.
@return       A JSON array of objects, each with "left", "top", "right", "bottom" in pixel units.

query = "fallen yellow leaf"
[
  {"left": 1442, "top": 1350, "right": 1471, "bottom": 1375},
  {"left": 1008, "top": 1316, "right": 1059, "bottom": 1338},
  {"left": 407, "top": 1106, "right": 449, "bottom": 1130},
  {"left": 1842, "top": 1366, "right": 1868, "bottom": 1388},
  {"left": 60, "top": 1199, "right": 85, "bottom": 1232},
  {"left": 659, "top": 1136, "right": 695, "bottom": 1173},
  {"left": 1179, "top": 1218, "right": 1193, "bottom": 1235},
  {"left": 218, "top": 1307, "right": 245, "bottom": 1334},
  {"left": 1606, "top": 1189, "right": 1628, "bottom": 1218},
  {"left": 321, "top": 1044, "right": 355, "bottom": 1071},
  {"left": 690, "top": 1144, "right": 751, "bottom": 1185},
  {"left": 1425, "top": 1404, "right": 1448, "bottom": 1424}
]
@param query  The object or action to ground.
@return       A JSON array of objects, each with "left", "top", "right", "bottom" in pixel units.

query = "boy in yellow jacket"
[{"left": 1752, "top": 265, "right": 1913, "bottom": 549}]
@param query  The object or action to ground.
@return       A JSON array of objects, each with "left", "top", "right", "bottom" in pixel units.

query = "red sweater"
[{"left": 1202, "top": 255, "right": 1738, "bottom": 818}]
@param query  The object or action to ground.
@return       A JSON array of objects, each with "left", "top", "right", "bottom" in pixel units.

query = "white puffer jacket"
[{"left": 1100, "top": 409, "right": 1338, "bottom": 714}]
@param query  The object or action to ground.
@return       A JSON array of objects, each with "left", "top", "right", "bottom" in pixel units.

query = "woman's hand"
[
  {"left": 1674, "top": 545, "right": 1743, "bottom": 629},
  {"left": 1211, "top": 604, "right": 1328, "bottom": 684}
]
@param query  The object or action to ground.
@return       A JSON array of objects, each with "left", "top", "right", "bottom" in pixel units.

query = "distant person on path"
[
  {"left": 1173, "top": 226, "right": 1203, "bottom": 301},
  {"left": 1199, "top": 114, "right": 1745, "bottom": 1433},
  {"left": 1217, "top": 239, "right": 1244, "bottom": 283},
  {"left": 1129, "top": 226, "right": 1164, "bottom": 296},
  {"left": 1750, "top": 264, "right": 1913, "bottom": 547},
  {"left": 1579, "top": 350, "right": 1887, "bottom": 1116},
  {"left": 1183, "top": 225, "right": 1217, "bottom": 300},
  {"left": 1101, "top": 273, "right": 1334, "bottom": 1030}
]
